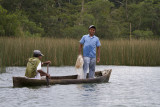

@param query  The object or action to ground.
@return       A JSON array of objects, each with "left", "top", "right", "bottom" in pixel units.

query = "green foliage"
[
  {"left": 63, "top": 25, "right": 87, "bottom": 38},
  {"left": 133, "top": 30, "right": 153, "bottom": 39},
  {"left": 0, "top": 5, "right": 43, "bottom": 37},
  {"left": 19, "top": 14, "right": 44, "bottom": 37},
  {"left": 0, "top": 0, "right": 160, "bottom": 38},
  {"left": 0, "top": 5, "right": 19, "bottom": 36},
  {"left": 85, "top": 0, "right": 115, "bottom": 38}
]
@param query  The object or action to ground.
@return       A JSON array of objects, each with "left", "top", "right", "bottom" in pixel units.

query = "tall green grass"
[
  {"left": 0, "top": 37, "right": 160, "bottom": 67},
  {"left": 101, "top": 39, "right": 160, "bottom": 66}
]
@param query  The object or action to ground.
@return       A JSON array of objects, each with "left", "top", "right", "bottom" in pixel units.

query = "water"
[{"left": 0, "top": 66, "right": 160, "bottom": 107}]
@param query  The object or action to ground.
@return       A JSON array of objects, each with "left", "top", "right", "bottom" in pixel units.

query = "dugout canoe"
[{"left": 13, "top": 69, "right": 112, "bottom": 87}]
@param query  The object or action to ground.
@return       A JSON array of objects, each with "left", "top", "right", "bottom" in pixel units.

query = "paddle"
[{"left": 46, "top": 64, "right": 50, "bottom": 86}]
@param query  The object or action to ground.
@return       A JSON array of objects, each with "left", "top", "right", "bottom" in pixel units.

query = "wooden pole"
[
  {"left": 130, "top": 23, "right": 132, "bottom": 40},
  {"left": 79, "top": 0, "right": 84, "bottom": 25},
  {"left": 46, "top": 64, "right": 49, "bottom": 86}
]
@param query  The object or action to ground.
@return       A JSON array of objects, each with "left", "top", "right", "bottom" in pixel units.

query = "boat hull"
[{"left": 13, "top": 69, "right": 112, "bottom": 87}]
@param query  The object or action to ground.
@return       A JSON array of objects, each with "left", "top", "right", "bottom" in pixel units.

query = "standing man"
[
  {"left": 25, "top": 50, "right": 51, "bottom": 79},
  {"left": 79, "top": 25, "right": 101, "bottom": 79}
]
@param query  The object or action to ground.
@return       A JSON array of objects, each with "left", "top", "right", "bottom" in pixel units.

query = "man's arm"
[
  {"left": 42, "top": 61, "right": 51, "bottom": 65},
  {"left": 37, "top": 70, "right": 50, "bottom": 78},
  {"left": 79, "top": 44, "right": 83, "bottom": 55},
  {"left": 97, "top": 47, "right": 100, "bottom": 63}
]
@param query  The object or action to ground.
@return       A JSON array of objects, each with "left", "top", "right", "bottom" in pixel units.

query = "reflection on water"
[
  {"left": 0, "top": 67, "right": 6, "bottom": 74},
  {"left": 77, "top": 84, "right": 97, "bottom": 92},
  {"left": 0, "top": 66, "right": 160, "bottom": 107}
]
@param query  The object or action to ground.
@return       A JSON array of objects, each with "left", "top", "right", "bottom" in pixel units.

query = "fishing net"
[{"left": 75, "top": 55, "right": 84, "bottom": 79}]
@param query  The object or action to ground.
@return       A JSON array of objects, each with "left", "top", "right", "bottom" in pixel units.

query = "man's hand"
[
  {"left": 42, "top": 61, "right": 51, "bottom": 65},
  {"left": 46, "top": 74, "right": 51, "bottom": 79},
  {"left": 97, "top": 57, "right": 100, "bottom": 63},
  {"left": 46, "top": 61, "right": 51, "bottom": 64}
]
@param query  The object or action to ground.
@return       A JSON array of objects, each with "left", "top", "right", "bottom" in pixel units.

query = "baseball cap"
[
  {"left": 89, "top": 25, "right": 96, "bottom": 30},
  {"left": 33, "top": 50, "right": 44, "bottom": 56}
]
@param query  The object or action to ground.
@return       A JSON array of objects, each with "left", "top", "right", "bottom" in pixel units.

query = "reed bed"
[{"left": 0, "top": 37, "right": 160, "bottom": 67}]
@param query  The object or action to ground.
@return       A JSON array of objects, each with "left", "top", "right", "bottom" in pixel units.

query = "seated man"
[{"left": 25, "top": 50, "right": 51, "bottom": 79}]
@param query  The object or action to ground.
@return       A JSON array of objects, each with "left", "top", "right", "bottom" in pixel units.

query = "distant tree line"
[{"left": 0, "top": 0, "right": 160, "bottom": 39}]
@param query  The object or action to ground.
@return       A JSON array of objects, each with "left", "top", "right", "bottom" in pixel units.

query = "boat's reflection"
[{"left": 77, "top": 83, "right": 97, "bottom": 92}]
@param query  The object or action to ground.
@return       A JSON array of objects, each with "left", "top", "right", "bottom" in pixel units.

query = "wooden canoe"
[{"left": 13, "top": 69, "right": 112, "bottom": 87}]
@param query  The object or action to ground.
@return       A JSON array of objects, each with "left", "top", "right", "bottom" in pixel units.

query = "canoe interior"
[{"left": 50, "top": 71, "right": 103, "bottom": 79}]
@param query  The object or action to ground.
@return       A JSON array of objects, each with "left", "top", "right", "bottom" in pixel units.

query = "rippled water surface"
[{"left": 0, "top": 66, "right": 160, "bottom": 107}]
